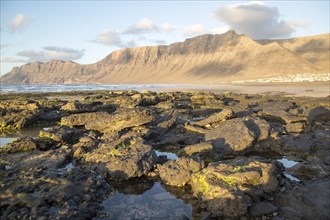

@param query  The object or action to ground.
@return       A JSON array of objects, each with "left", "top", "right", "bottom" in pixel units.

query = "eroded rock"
[
  {"left": 75, "top": 137, "right": 157, "bottom": 180},
  {"left": 190, "top": 156, "right": 281, "bottom": 217},
  {"left": 158, "top": 157, "right": 205, "bottom": 187}
]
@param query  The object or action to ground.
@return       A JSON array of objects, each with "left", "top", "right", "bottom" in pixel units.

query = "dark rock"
[
  {"left": 190, "top": 156, "right": 280, "bottom": 217},
  {"left": 158, "top": 157, "right": 205, "bottom": 186},
  {"left": 260, "top": 101, "right": 306, "bottom": 124},
  {"left": 274, "top": 180, "right": 330, "bottom": 219},
  {"left": 39, "top": 126, "right": 85, "bottom": 143},
  {"left": 308, "top": 106, "right": 330, "bottom": 123},
  {"left": 249, "top": 201, "right": 278, "bottom": 217},
  {"left": 285, "top": 122, "right": 305, "bottom": 133},
  {"left": 287, "top": 162, "right": 329, "bottom": 181},
  {"left": 205, "top": 118, "right": 255, "bottom": 158},
  {"left": 61, "top": 108, "right": 155, "bottom": 132},
  {"left": 193, "top": 108, "right": 234, "bottom": 127},
  {"left": 177, "top": 142, "right": 213, "bottom": 157},
  {"left": 0, "top": 137, "right": 38, "bottom": 154},
  {"left": 75, "top": 137, "right": 157, "bottom": 180},
  {"left": 154, "top": 110, "right": 178, "bottom": 129}
]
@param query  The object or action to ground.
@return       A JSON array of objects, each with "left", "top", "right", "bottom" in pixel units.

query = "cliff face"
[{"left": 1, "top": 31, "right": 329, "bottom": 84}]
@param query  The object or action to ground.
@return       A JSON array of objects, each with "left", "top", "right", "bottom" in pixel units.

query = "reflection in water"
[
  {"left": 0, "top": 125, "right": 52, "bottom": 147},
  {"left": 155, "top": 150, "right": 178, "bottom": 160},
  {"left": 0, "top": 126, "right": 48, "bottom": 139},
  {"left": 0, "top": 138, "right": 15, "bottom": 147},
  {"left": 95, "top": 181, "right": 192, "bottom": 220},
  {"left": 277, "top": 157, "right": 299, "bottom": 168},
  {"left": 277, "top": 157, "right": 301, "bottom": 182}
]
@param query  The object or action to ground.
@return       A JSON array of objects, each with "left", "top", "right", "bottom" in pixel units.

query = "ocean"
[{"left": 0, "top": 84, "right": 205, "bottom": 93}]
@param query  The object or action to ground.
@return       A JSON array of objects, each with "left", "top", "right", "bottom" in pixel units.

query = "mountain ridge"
[{"left": 1, "top": 31, "right": 329, "bottom": 84}]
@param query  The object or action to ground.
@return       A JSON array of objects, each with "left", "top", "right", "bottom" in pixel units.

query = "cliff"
[{"left": 1, "top": 31, "right": 329, "bottom": 84}]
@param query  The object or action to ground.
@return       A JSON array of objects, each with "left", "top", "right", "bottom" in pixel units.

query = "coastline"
[{"left": 1, "top": 81, "right": 329, "bottom": 97}]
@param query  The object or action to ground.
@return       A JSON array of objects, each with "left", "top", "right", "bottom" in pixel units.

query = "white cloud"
[
  {"left": 16, "top": 46, "right": 85, "bottom": 62},
  {"left": 123, "top": 18, "right": 159, "bottom": 34},
  {"left": 0, "top": 56, "right": 26, "bottom": 63},
  {"left": 9, "top": 14, "right": 30, "bottom": 33},
  {"left": 211, "top": 26, "right": 230, "bottom": 35},
  {"left": 213, "top": 1, "right": 296, "bottom": 39},
  {"left": 93, "top": 29, "right": 123, "bottom": 46},
  {"left": 183, "top": 24, "right": 209, "bottom": 37},
  {"left": 0, "top": 44, "right": 12, "bottom": 49},
  {"left": 161, "top": 23, "right": 176, "bottom": 32}
]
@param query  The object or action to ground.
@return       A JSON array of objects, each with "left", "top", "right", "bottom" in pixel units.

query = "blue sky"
[{"left": 1, "top": 0, "right": 329, "bottom": 76}]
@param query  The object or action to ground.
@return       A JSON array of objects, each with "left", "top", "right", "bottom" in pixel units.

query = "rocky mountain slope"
[{"left": 1, "top": 31, "right": 329, "bottom": 84}]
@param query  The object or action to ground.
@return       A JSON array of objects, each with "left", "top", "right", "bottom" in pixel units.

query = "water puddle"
[
  {"left": 0, "top": 138, "right": 16, "bottom": 147},
  {"left": 277, "top": 157, "right": 299, "bottom": 168},
  {"left": 0, "top": 125, "right": 51, "bottom": 147},
  {"left": 277, "top": 157, "right": 301, "bottom": 182},
  {"left": 155, "top": 150, "right": 178, "bottom": 160},
  {"left": 284, "top": 173, "right": 301, "bottom": 182},
  {"left": 95, "top": 180, "right": 192, "bottom": 220}
]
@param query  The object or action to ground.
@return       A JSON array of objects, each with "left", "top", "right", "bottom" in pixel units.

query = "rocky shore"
[{"left": 0, "top": 90, "right": 329, "bottom": 219}]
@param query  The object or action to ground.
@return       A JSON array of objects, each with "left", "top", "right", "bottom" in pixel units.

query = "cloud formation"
[
  {"left": 16, "top": 46, "right": 85, "bottom": 62},
  {"left": 9, "top": 14, "right": 31, "bottom": 33},
  {"left": 0, "top": 56, "right": 26, "bottom": 63},
  {"left": 93, "top": 30, "right": 123, "bottom": 46},
  {"left": 124, "top": 18, "right": 159, "bottom": 34},
  {"left": 183, "top": 24, "right": 209, "bottom": 37},
  {"left": 161, "top": 23, "right": 176, "bottom": 32},
  {"left": 213, "top": 1, "right": 296, "bottom": 39}
]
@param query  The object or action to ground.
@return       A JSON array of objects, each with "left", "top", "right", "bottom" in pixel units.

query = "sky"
[{"left": 0, "top": 0, "right": 329, "bottom": 76}]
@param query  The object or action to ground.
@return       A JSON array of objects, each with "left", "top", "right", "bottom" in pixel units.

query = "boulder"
[
  {"left": 190, "top": 156, "right": 280, "bottom": 217},
  {"left": 75, "top": 137, "right": 157, "bottom": 180},
  {"left": 274, "top": 180, "right": 330, "bottom": 219},
  {"left": 177, "top": 142, "right": 213, "bottom": 157},
  {"left": 154, "top": 110, "right": 178, "bottom": 129},
  {"left": 39, "top": 126, "right": 85, "bottom": 143},
  {"left": 205, "top": 118, "right": 255, "bottom": 158},
  {"left": 260, "top": 101, "right": 306, "bottom": 124},
  {"left": 307, "top": 106, "right": 330, "bottom": 123},
  {"left": 61, "top": 108, "right": 155, "bottom": 133},
  {"left": 285, "top": 122, "right": 305, "bottom": 133},
  {"left": 249, "top": 201, "right": 278, "bottom": 217},
  {"left": 193, "top": 108, "right": 234, "bottom": 127},
  {"left": 0, "top": 137, "right": 38, "bottom": 154},
  {"left": 158, "top": 157, "right": 205, "bottom": 186}
]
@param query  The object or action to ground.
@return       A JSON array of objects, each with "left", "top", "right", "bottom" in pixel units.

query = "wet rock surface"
[{"left": 0, "top": 90, "right": 329, "bottom": 219}]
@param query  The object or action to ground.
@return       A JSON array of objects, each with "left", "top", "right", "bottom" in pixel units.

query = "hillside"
[{"left": 1, "top": 31, "right": 329, "bottom": 84}]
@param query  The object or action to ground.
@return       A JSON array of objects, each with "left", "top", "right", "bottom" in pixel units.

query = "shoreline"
[{"left": 1, "top": 81, "right": 329, "bottom": 97}]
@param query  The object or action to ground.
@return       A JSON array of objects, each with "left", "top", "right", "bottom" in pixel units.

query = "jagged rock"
[
  {"left": 249, "top": 201, "right": 278, "bottom": 217},
  {"left": 260, "top": 101, "right": 307, "bottom": 124},
  {"left": 285, "top": 122, "right": 305, "bottom": 133},
  {"left": 183, "top": 124, "right": 208, "bottom": 134},
  {"left": 75, "top": 137, "right": 157, "bottom": 180},
  {"left": 154, "top": 110, "right": 178, "bottom": 129},
  {"left": 307, "top": 106, "right": 330, "bottom": 123},
  {"left": 0, "top": 137, "right": 38, "bottom": 154},
  {"left": 60, "top": 100, "right": 114, "bottom": 113},
  {"left": 274, "top": 180, "right": 330, "bottom": 219},
  {"left": 177, "top": 142, "right": 213, "bottom": 157},
  {"left": 287, "top": 162, "right": 330, "bottom": 181},
  {"left": 61, "top": 108, "right": 155, "bottom": 132},
  {"left": 193, "top": 108, "right": 234, "bottom": 127},
  {"left": 243, "top": 116, "right": 270, "bottom": 141},
  {"left": 205, "top": 118, "right": 255, "bottom": 158},
  {"left": 190, "top": 156, "right": 280, "bottom": 217},
  {"left": 158, "top": 157, "right": 205, "bottom": 186},
  {"left": 39, "top": 126, "right": 85, "bottom": 143},
  {"left": 0, "top": 100, "right": 42, "bottom": 131},
  {"left": 0, "top": 163, "right": 112, "bottom": 219}
]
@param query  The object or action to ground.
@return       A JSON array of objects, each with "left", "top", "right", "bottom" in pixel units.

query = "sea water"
[{"left": 0, "top": 84, "right": 208, "bottom": 94}]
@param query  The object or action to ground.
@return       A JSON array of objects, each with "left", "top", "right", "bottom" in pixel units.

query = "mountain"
[{"left": 1, "top": 31, "right": 329, "bottom": 84}]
